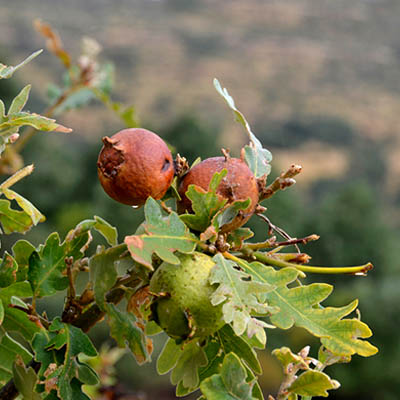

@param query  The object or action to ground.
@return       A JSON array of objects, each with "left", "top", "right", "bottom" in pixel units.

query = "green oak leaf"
[
  {"left": 0, "top": 282, "right": 39, "bottom": 341},
  {"left": 1, "top": 308, "right": 40, "bottom": 341},
  {"left": 47, "top": 318, "right": 97, "bottom": 357},
  {"left": 226, "top": 228, "right": 254, "bottom": 250},
  {"left": 180, "top": 170, "right": 228, "bottom": 232},
  {"left": 244, "top": 366, "right": 264, "bottom": 400},
  {"left": 198, "top": 339, "right": 224, "bottom": 383},
  {"left": 45, "top": 318, "right": 98, "bottom": 400},
  {"left": 125, "top": 198, "right": 196, "bottom": 270},
  {"left": 69, "top": 378, "right": 91, "bottom": 400},
  {"left": 209, "top": 254, "right": 276, "bottom": 345},
  {"left": 0, "top": 281, "right": 32, "bottom": 302},
  {"left": 28, "top": 233, "right": 69, "bottom": 298},
  {"left": 89, "top": 249, "right": 119, "bottom": 310},
  {"left": 105, "top": 303, "right": 150, "bottom": 365},
  {"left": 12, "top": 240, "right": 36, "bottom": 282},
  {"left": 201, "top": 198, "right": 251, "bottom": 242},
  {"left": 272, "top": 347, "right": 307, "bottom": 371},
  {"left": 170, "top": 340, "right": 208, "bottom": 391},
  {"left": 75, "top": 359, "right": 99, "bottom": 386},
  {"left": 200, "top": 352, "right": 257, "bottom": 400},
  {"left": 0, "top": 50, "right": 43, "bottom": 79},
  {"left": 173, "top": 327, "right": 264, "bottom": 398},
  {"left": 67, "top": 215, "right": 118, "bottom": 246},
  {"left": 158, "top": 338, "right": 212, "bottom": 396},
  {"left": 32, "top": 330, "right": 62, "bottom": 377},
  {"left": 0, "top": 199, "right": 34, "bottom": 234},
  {"left": 216, "top": 325, "right": 262, "bottom": 375},
  {"left": 287, "top": 370, "right": 339, "bottom": 397},
  {"left": 12, "top": 357, "right": 42, "bottom": 400},
  {"left": 1, "top": 188, "right": 45, "bottom": 226},
  {"left": 318, "top": 346, "right": 351, "bottom": 367},
  {"left": 241, "top": 261, "right": 378, "bottom": 357},
  {"left": 157, "top": 338, "right": 181, "bottom": 375},
  {"left": 0, "top": 331, "right": 32, "bottom": 384},
  {"left": 0, "top": 252, "right": 18, "bottom": 287},
  {"left": 214, "top": 78, "right": 272, "bottom": 178}
]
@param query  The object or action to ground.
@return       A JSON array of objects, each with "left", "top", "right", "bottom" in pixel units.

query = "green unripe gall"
[{"left": 150, "top": 252, "right": 224, "bottom": 340}]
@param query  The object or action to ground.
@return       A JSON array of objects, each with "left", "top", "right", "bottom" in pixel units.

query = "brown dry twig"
[{"left": 259, "top": 164, "right": 302, "bottom": 201}]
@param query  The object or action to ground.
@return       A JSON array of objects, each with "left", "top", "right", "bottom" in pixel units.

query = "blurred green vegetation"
[{"left": 1, "top": 64, "right": 399, "bottom": 400}]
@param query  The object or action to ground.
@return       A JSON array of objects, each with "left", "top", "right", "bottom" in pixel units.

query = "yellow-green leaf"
[
  {"left": 288, "top": 370, "right": 338, "bottom": 397},
  {"left": 210, "top": 254, "right": 276, "bottom": 345},
  {"left": 125, "top": 198, "right": 196, "bottom": 270},
  {"left": 241, "top": 261, "right": 378, "bottom": 357}
]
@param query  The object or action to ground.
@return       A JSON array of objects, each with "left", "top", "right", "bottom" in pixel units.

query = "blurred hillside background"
[{"left": 1, "top": 0, "right": 399, "bottom": 399}]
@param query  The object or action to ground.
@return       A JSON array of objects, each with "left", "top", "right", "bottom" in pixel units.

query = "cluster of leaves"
[
  {"left": 32, "top": 19, "right": 139, "bottom": 128},
  {"left": 0, "top": 42, "right": 377, "bottom": 400},
  {"left": 0, "top": 21, "right": 139, "bottom": 178}
]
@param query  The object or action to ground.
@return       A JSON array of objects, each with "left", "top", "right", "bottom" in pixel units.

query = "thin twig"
[
  {"left": 256, "top": 213, "right": 301, "bottom": 253},
  {"left": 245, "top": 234, "right": 319, "bottom": 251},
  {"left": 259, "top": 164, "right": 302, "bottom": 201}
]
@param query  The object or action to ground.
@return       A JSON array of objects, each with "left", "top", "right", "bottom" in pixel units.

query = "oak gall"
[
  {"left": 150, "top": 252, "right": 224, "bottom": 340},
  {"left": 178, "top": 156, "right": 259, "bottom": 232},
  {"left": 97, "top": 128, "right": 174, "bottom": 206}
]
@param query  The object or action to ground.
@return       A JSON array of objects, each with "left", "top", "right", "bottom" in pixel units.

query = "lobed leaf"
[
  {"left": 47, "top": 318, "right": 97, "bottom": 357},
  {"left": 105, "top": 303, "right": 151, "bottom": 365},
  {"left": 241, "top": 261, "right": 378, "bottom": 357},
  {"left": 243, "top": 366, "right": 264, "bottom": 400},
  {"left": 171, "top": 340, "right": 208, "bottom": 391},
  {"left": 12, "top": 358, "right": 42, "bottom": 400},
  {"left": 198, "top": 340, "right": 224, "bottom": 384},
  {"left": 209, "top": 254, "right": 276, "bottom": 345},
  {"left": 287, "top": 370, "right": 339, "bottom": 397},
  {"left": 201, "top": 198, "right": 252, "bottom": 243},
  {"left": 180, "top": 170, "right": 228, "bottom": 232},
  {"left": 226, "top": 227, "right": 254, "bottom": 250},
  {"left": 2, "top": 188, "right": 45, "bottom": 226},
  {"left": 12, "top": 240, "right": 36, "bottom": 281},
  {"left": 216, "top": 325, "right": 262, "bottom": 375},
  {"left": 28, "top": 233, "right": 69, "bottom": 298},
  {"left": 200, "top": 352, "right": 257, "bottom": 400},
  {"left": 0, "top": 331, "right": 33, "bottom": 384},
  {"left": 157, "top": 338, "right": 181, "bottom": 375},
  {"left": 0, "top": 199, "right": 34, "bottom": 234},
  {"left": 44, "top": 318, "right": 98, "bottom": 400},
  {"left": 272, "top": 347, "right": 307, "bottom": 371},
  {"left": 32, "top": 329, "right": 61, "bottom": 377},
  {"left": 212, "top": 199, "right": 251, "bottom": 231},
  {"left": 69, "top": 215, "right": 118, "bottom": 246},
  {"left": 125, "top": 198, "right": 196, "bottom": 270}
]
